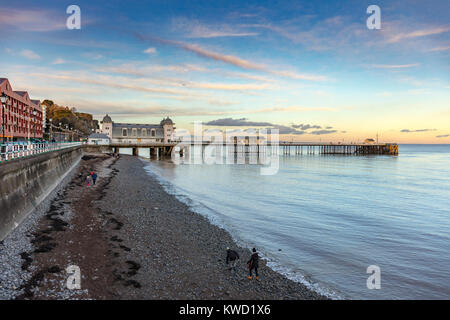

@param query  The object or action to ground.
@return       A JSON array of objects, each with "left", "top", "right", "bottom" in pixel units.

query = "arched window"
[
  {"left": 122, "top": 128, "right": 127, "bottom": 136},
  {"left": 151, "top": 129, "right": 156, "bottom": 137}
]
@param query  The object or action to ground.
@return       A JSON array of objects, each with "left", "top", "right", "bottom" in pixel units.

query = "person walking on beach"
[
  {"left": 86, "top": 174, "right": 92, "bottom": 187},
  {"left": 247, "top": 248, "right": 259, "bottom": 280},
  {"left": 91, "top": 171, "right": 98, "bottom": 185},
  {"left": 226, "top": 247, "right": 240, "bottom": 272}
]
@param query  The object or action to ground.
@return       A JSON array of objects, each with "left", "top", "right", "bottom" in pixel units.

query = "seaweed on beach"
[
  {"left": 109, "top": 218, "right": 123, "bottom": 230},
  {"left": 44, "top": 215, "right": 69, "bottom": 232},
  {"left": 34, "top": 242, "right": 57, "bottom": 253},
  {"left": 16, "top": 270, "right": 46, "bottom": 299},
  {"left": 110, "top": 236, "right": 123, "bottom": 242},
  {"left": 120, "top": 245, "right": 131, "bottom": 252},
  {"left": 47, "top": 266, "right": 61, "bottom": 273},
  {"left": 125, "top": 260, "right": 141, "bottom": 276},
  {"left": 81, "top": 155, "right": 100, "bottom": 161},
  {"left": 31, "top": 234, "right": 53, "bottom": 244},
  {"left": 124, "top": 280, "right": 141, "bottom": 288},
  {"left": 20, "top": 252, "right": 33, "bottom": 271}
]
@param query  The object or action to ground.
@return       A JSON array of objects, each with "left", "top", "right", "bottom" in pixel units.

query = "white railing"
[{"left": 0, "top": 141, "right": 81, "bottom": 163}]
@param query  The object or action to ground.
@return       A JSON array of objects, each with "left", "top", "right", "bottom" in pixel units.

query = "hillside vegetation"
[{"left": 42, "top": 99, "right": 98, "bottom": 136}]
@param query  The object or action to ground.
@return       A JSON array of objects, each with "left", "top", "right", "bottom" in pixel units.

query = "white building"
[
  {"left": 87, "top": 133, "right": 110, "bottom": 145},
  {"left": 99, "top": 114, "right": 175, "bottom": 144}
]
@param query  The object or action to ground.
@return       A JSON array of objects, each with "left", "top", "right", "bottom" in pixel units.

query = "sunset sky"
[{"left": 0, "top": 0, "right": 449, "bottom": 143}]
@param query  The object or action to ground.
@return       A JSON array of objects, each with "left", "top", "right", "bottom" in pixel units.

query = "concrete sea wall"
[{"left": 0, "top": 147, "right": 82, "bottom": 240}]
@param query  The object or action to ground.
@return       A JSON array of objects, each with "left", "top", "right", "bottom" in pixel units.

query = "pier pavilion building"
[{"left": 99, "top": 114, "right": 175, "bottom": 144}]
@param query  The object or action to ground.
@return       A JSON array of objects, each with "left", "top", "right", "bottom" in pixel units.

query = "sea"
[{"left": 121, "top": 144, "right": 450, "bottom": 299}]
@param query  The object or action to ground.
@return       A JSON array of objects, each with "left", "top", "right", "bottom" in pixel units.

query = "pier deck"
[
  {"left": 88, "top": 142, "right": 398, "bottom": 156},
  {"left": 277, "top": 143, "right": 398, "bottom": 155}
]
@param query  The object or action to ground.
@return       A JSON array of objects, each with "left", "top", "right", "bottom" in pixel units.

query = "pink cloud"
[
  {"left": 0, "top": 8, "right": 65, "bottom": 32},
  {"left": 386, "top": 26, "right": 450, "bottom": 43},
  {"left": 136, "top": 34, "right": 329, "bottom": 81}
]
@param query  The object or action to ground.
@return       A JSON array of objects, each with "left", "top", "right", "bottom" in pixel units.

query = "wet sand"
[{"left": 0, "top": 153, "right": 326, "bottom": 300}]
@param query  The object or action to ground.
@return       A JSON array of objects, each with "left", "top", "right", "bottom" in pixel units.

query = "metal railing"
[{"left": 0, "top": 141, "right": 82, "bottom": 163}]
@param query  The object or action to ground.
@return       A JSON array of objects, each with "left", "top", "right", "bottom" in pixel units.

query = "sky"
[{"left": 0, "top": 0, "right": 449, "bottom": 143}]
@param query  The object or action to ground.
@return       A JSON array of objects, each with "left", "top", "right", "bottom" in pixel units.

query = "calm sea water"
[{"left": 134, "top": 144, "right": 449, "bottom": 299}]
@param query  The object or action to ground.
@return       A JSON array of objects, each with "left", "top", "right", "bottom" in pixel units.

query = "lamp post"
[
  {"left": 49, "top": 118, "right": 53, "bottom": 142},
  {"left": 32, "top": 110, "right": 37, "bottom": 141},
  {"left": 0, "top": 93, "right": 7, "bottom": 144}
]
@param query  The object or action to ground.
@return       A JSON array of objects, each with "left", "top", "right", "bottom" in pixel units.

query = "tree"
[
  {"left": 42, "top": 99, "right": 54, "bottom": 107},
  {"left": 41, "top": 98, "right": 97, "bottom": 137}
]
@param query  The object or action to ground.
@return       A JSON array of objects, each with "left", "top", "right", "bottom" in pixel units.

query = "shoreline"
[
  {"left": 141, "top": 157, "right": 340, "bottom": 299},
  {"left": 0, "top": 153, "right": 326, "bottom": 300}
]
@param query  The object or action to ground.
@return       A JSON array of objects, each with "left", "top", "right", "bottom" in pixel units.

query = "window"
[
  {"left": 122, "top": 128, "right": 127, "bottom": 136},
  {"left": 132, "top": 128, "right": 137, "bottom": 136},
  {"left": 142, "top": 128, "right": 146, "bottom": 136},
  {"left": 151, "top": 129, "right": 156, "bottom": 137}
]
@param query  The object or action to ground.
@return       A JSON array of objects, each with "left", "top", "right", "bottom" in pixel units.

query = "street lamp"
[
  {"left": 0, "top": 93, "right": 7, "bottom": 144},
  {"left": 49, "top": 118, "right": 53, "bottom": 142},
  {"left": 32, "top": 110, "right": 37, "bottom": 140}
]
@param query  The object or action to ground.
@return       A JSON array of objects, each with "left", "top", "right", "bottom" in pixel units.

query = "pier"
[
  {"left": 278, "top": 143, "right": 398, "bottom": 155},
  {"left": 84, "top": 142, "right": 399, "bottom": 157}
]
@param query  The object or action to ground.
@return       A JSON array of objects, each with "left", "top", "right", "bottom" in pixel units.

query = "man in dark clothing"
[
  {"left": 226, "top": 247, "right": 240, "bottom": 271},
  {"left": 247, "top": 248, "right": 259, "bottom": 280}
]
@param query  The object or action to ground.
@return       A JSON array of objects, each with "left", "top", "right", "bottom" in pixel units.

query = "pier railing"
[{"left": 0, "top": 142, "right": 82, "bottom": 163}]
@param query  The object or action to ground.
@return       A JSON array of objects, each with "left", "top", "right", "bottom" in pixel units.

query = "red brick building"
[{"left": 0, "top": 78, "right": 43, "bottom": 141}]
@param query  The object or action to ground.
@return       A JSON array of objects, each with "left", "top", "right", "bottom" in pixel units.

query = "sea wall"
[{"left": 0, "top": 147, "right": 82, "bottom": 240}]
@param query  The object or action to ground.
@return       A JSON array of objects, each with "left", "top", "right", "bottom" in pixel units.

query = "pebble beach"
[{"left": 0, "top": 153, "right": 326, "bottom": 300}]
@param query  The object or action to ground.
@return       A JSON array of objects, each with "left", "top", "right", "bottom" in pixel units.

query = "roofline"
[{"left": 0, "top": 78, "right": 41, "bottom": 110}]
